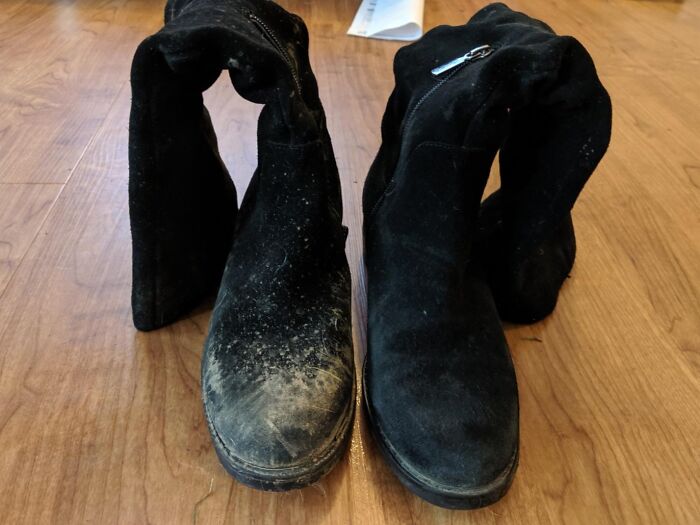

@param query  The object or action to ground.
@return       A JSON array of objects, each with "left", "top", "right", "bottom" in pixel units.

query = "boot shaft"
[{"left": 364, "top": 3, "right": 611, "bottom": 257}]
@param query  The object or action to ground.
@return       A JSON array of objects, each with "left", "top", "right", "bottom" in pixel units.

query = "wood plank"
[
  {"left": 0, "top": 0, "right": 162, "bottom": 183},
  {"left": 0, "top": 183, "right": 61, "bottom": 297}
]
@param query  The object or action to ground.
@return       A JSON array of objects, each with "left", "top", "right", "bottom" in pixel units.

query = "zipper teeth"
[
  {"left": 400, "top": 62, "right": 466, "bottom": 137},
  {"left": 369, "top": 46, "right": 494, "bottom": 222},
  {"left": 400, "top": 46, "right": 494, "bottom": 137},
  {"left": 369, "top": 62, "right": 467, "bottom": 218},
  {"left": 248, "top": 12, "right": 303, "bottom": 95}
]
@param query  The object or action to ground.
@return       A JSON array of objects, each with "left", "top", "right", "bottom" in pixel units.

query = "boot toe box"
[
  {"left": 365, "top": 330, "right": 519, "bottom": 506},
  {"left": 202, "top": 337, "right": 355, "bottom": 486}
]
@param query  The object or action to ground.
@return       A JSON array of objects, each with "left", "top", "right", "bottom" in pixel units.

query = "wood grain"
[
  {"left": 0, "top": 0, "right": 161, "bottom": 183},
  {"left": 0, "top": 0, "right": 698, "bottom": 523},
  {"left": 0, "top": 183, "right": 60, "bottom": 296}
]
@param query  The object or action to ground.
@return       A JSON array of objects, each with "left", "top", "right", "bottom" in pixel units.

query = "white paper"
[{"left": 347, "top": 0, "right": 425, "bottom": 41}]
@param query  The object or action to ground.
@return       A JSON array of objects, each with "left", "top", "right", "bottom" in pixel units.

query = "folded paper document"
[{"left": 347, "top": 0, "right": 425, "bottom": 41}]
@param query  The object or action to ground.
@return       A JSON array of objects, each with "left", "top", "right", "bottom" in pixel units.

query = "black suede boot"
[
  {"left": 362, "top": 2, "right": 610, "bottom": 509},
  {"left": 136, "top": 0, "right": 354, "bottom": 490},
  {"left": 129, "top": 2, "right": 238, "bottom": 331},
  {"left": 475, "top": 7, "right": 612, "bottom": 324}
]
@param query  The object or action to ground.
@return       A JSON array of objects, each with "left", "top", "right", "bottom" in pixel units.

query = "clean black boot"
[
  {"left": 362, "top": 2, "right": 610, "bottom": 509},
  {"left": 143, "top": 0, "right": 354, "bottom": 491},
  {"left": 474, "top": 6, "right": 612, "bottom": 324}
]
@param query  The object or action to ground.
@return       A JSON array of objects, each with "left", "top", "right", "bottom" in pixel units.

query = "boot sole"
[
  {"left": 204, "top": 379, "right": 356, "bottom": 491},
  {"left": 362, "top": 358, "right": 518, "bottom": 509}
]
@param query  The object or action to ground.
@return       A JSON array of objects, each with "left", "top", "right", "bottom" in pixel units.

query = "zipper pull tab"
[{"left": 431, "top": 44, "right": 494, "bottom": 77}]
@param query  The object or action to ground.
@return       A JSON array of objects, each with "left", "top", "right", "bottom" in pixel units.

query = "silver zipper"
[
  {"left": 371, "top": 42, "right": 494, "bottom": 216},
  {"left": 400, "top": 44, "right": 494, "bottom": 138},
  {"left": 247, "top": 12, "right": 303, "bottom": 95},
  {"left": 431, "top": 44, "right": 494, "bottom": 77}
]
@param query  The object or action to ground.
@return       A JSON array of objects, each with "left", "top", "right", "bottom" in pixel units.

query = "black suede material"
[
  {"left": 364, "top": 142, "right": 518, "bottom": 503},
  {"left": 473, "top": 6, "right": 612, "bottom": 323},
  {"left": 129, "top": 23, "right": 238, "bottom": 331},
  {"left": 130, "top": 0, "right": 356, "bottom": 490},
  {"left": 362, "top": 2, "right": 610, "bottom": 508}
]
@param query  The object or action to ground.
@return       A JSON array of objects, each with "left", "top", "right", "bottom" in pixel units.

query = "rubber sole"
[
  {"left": 204, "top": 380, "right": 356, "bottom": 492},
  {"left": 362, "top": 358, "right": 518, "bottom": 509}
]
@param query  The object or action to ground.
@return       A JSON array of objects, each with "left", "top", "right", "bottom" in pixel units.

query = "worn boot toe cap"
[{"left": 202, "top": 339, "right": 355, "bottom": 490}]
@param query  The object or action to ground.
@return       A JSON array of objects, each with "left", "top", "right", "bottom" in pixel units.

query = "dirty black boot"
[
  {"left": 128, "top": 2, "right": 238, "bottom": 331},
  {"left": 474, "top": 5, "right": 612, "bottom": 324},
  {"left": 362, "top": 2, "right": 610, "bottom": 509},
  {"left": 135, "top": 0, "right": 356, "bottom": 490}
]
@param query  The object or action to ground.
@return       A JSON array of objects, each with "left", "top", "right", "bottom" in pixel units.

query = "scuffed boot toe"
[{"left": 202, "top": 328, "right": 355, "bottom": 491}]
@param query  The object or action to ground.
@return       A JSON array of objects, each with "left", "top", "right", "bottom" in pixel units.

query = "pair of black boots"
[{"left": 129, "top": 0, "right": 611, "bottom": 509}]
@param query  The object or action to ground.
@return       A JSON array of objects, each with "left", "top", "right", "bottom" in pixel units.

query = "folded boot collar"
[
  {"left": 150, "top": 0, "right": 322, "bottom": 143},
  {"left": 389, "top": 3, "right": 607, "bottom": 150}
]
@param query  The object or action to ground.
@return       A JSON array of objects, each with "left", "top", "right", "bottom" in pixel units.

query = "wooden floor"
[{"left": 0, "top": 0, "right": 698, "bottom": 523}]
